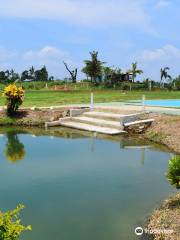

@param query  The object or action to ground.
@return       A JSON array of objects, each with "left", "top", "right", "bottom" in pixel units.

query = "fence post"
[
  {"left": 90, "top": 92, "right": 94, "bottom": 110},
  {"left": 142, "top": 94, "right": 146, "bottom": 112},
  {"left": 149, "top": 81, "right": 152, "bottom": 91}
]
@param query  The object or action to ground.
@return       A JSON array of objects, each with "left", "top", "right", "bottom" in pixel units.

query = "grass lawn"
[{"left": 0, "top": 90, "right": 180, "bottom": 107}]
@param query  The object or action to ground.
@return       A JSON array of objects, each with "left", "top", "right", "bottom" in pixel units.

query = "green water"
[{"left": 0, "top": 127, "right": 176, "bottom": 240}]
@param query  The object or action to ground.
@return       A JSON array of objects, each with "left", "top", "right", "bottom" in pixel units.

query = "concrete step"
[
  {"left": 72, "top": 116, "right": 123, "bottom": 130},
  {"left": 83, "top": 111, "right": 125, "bottom": 121},
  {"left": 59, "top": 121, "right": 126, "bottom": 135},
  {"left": 94, "top": 106, "right": 140, "bottom": 114}
]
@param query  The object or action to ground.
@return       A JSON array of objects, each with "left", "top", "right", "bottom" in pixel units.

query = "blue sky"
[{"left": 0, "top": 0, "right": 179, "bottom": 80}]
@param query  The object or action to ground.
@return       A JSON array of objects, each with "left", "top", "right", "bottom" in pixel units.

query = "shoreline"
[
  {"left": 0, "top": 108, "right": 179, "bottom": 153},
  {"left": 144, "top": 113, "right": 180, "bottom": 154},
  {"left": 145, "top": 193, "right": 180, "bottom": 240}
]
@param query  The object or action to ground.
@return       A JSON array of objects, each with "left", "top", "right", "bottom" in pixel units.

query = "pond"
[{"left": 0, "top": 127, "right": 177, "bottom": 240}]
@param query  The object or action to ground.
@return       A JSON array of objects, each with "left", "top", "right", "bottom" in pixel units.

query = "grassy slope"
[{"left": 0, "top": 90, "right": 180, "bottom": 107}]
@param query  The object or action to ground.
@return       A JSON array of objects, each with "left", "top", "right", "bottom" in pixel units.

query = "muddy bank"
[
  {"left": 144, "top": 113, "right": 180, "bottom": 154},
  {"left": 145, "top": 193, "right": 180, "bottom": 240},
  {"left": 0, "top": 108, "right": 180, "bottom": 153},
  {"left": 0, "top": 108, "right": 70, "bottom": 127}
]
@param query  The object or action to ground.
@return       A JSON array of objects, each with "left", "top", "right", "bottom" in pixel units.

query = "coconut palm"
[
  {"left": 128, "top": 62, "right": 143, "bottom": 82},
  {"left": 82, "top": 51, "right": 105, "bottom": 84}
]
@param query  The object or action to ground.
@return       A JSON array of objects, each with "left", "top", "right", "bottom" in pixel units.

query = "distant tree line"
[
  {"left": 0, "top": 50, "right": 180, "bottom": 90},
  {"left": 64, "top": 51, "right": 179, "bottom": 90},
  {"left": 0, "top": 65, "right": 54, "bottom": 83}
]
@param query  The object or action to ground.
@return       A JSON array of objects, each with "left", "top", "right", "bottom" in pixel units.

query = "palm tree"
[
  {"left": 128, "top": 62, "right": 143, "bottom": 82},
  {"left": 82, "top": 51, "right": 105, "bottom": 84},
  {"left": 160, "top": 67, "right": 172, "bottom": 87}
]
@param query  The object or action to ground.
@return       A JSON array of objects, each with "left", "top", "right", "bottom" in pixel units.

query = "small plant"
[
  {"left": 167, "top": 155, "right": 180, "bottom": 189},
  {"left": 3, "top": 84, "right": 24, "bottom": 116},
  {"left": 0, "top": 204, "right": 31, "bottom": 240}
]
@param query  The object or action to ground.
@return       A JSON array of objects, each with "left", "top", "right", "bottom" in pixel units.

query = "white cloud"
[
  {"left": 132, "top": 44, "right": 180, "bottom": 80},
  {"left": 138, "top": 44, "right": 180, "bottom": 61},
  {"left": 23, "top": 46, "right": 70, "bottom": 61},
  {"left": 0, "top": 0, "right": 151, "bottom": 30},
  {"left": 155, "top": 0, "right": 172, "bottom": 9},
  {"left": 0, "top": 45, "right": 83, "bottom": 78}
]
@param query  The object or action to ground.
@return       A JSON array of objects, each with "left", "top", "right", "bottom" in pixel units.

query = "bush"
[
  {"left": 3, "top": 84, "right": 24, "bottom": 116},
  {"left": 167, "top": 155, "right": 180, "bottom": 189},
  {"left": 0, "top": 204, "right": 31, "bottom": 240}
]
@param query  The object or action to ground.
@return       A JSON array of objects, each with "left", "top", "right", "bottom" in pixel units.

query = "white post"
[
  {"left": 130, "top": 84, "right": 132, "bottom": 91},
  {"left": 149, "top": 81, "right": 152, "bottom": 91},
  {"left": 174, "top": 82, "right": 176, "bottom": 89},
  {"left": 142, "top": 94, "right": 146, "bottom": 112},
  {"left": 90, "top": 92, "right": 94, "bottom": 110}
]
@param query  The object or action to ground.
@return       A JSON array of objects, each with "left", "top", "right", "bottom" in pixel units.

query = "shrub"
[
  {"left": 167, "top": 155, "right": 180, "bottom": 188},
  {"left": 0, "top": 204, "right": 31, "bottom": 240},
  {"left": 3, "top": 84, "right": 24, "bottom": 116}
]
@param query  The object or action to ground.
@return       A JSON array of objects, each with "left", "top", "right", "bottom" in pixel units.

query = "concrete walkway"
[
  {"left": 39, "top": 102, "right": 180, "bottom": 115},
  {"left": 1, "top": 102, "right": 180, "bottom": 115}
]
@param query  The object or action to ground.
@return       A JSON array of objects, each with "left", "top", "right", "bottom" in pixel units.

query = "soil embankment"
[
  {"left": 146, "top": 193, "right": 180, "bottom": 240},
  {"left": 0, "top": 108, "right": 70, "bottom": 126},
  {"left": 145, "top": 113, "right": 180, "bottom": 154}
]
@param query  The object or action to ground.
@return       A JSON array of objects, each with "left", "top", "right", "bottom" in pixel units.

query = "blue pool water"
[
  {"left": 145, "top": 99, "right": 180, "bottom": 108},
  {"left": 130, "top": 99, "right": 180, "bottom": 108}
]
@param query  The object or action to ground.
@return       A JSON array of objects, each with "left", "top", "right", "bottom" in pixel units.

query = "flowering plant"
[
  {"left": 3, "top": 84, "right": 24, "bottom": 115},
  {"left": 0, "top": 204, "right": 31, "bottom": 240}
]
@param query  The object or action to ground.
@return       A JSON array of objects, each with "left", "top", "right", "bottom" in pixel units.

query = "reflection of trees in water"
[
  {"left": 4, "top": 131, "right": 26, "bottom": 163},
  {"left": 167, "top": 155, "right": 180, "bottom": 189}
]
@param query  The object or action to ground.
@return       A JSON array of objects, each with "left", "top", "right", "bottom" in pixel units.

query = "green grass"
[{"left": 0, "top": 90, "right": 180, "bottom": 107}]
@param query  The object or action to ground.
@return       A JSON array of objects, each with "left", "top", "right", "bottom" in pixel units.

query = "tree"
[
  {"left": 103, "top": 66, "right": 113, "bottom": 80},
  {"left": 82, "top": 66, "right": 89, "bottom": 81},
  {"left": 49, "top": 76, "right": 54, "bottom": 81},
  {"left": 0, "top": 71, "right": 8, "bottom": 83},
  {"left": 7, "top": 69, "right": 19, "bottom": 82},
  {"left": 29, "top": 66, "right": 35, "bottom": 80},
  {"left": 63, "top": 62, "right": 77, "bottom": 83},
  {"left": 128, "top": 62, "right": 143, "bottom": 82},
  {"left": 21, "top": 70, "right": 29, "bottom": 81},
  {"left": 160, "top": 67, "right": 172, "bottom": 87},
  {"left": 35, "top": 66, "right": 48, "bottom": 81},
  {"left": 82, "top": 51, "right": 105, "bottom": 84}
]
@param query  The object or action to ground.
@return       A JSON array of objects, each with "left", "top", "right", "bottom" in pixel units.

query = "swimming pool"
[
  {"left": 130, "top": 99, "right": 180, "bottom": 108},
  {"left": 145, "top": 99, "right": 180, "bottom": 108}
]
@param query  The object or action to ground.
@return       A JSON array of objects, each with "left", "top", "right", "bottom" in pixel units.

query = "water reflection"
[
  {"left": 0, "top": 127, "right": 170, "bottom": 166},
  {"left": 166, "top": 155, "right": 180, "bottom": 189},
  {"left": 4, "top": 131, "right": 26, "bottom": 163},
  {"left": 0, "top": 127, "right": 175, "bottom": 240}
]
